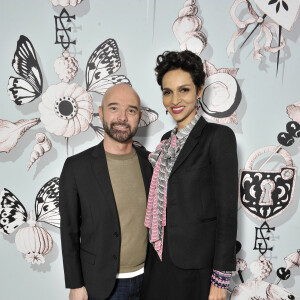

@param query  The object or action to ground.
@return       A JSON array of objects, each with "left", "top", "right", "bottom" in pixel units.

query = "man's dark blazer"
[
  {"left": 59, "top": 142, "right": 152, "bottom": 300},
  {"left": 161, "top": 116, "right": 238, "bottom": 271}
]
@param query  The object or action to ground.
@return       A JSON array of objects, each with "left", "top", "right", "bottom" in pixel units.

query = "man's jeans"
[{"left": 88, "top": 274, "right": 143, "bottom": 300}]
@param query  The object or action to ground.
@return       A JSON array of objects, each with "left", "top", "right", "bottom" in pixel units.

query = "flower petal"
[
  {"left": 63, "top": 118, "right": 75, "bottom": 138},
  {"left": 76, "top": 113, "right": 90, "bottom": 132},
  {"left": 77, "top": 100, "right": 93, "bottom": 112},
  {"left": 38, "top": 102, "right": 53, "bottom": 117},
  {"left": 64, "top": 83, "right": 78, "bottom": 98},
  {"left": 43, "top": 114, "right": 68, "bottom": 136},
  {"left": 73, "top": 116, "right": 82, "bottom": 135},
  {"left": 76, "top": 93, "right": 93, "bottom": 103},
  {"left": 77, "top": 108, "right": 93, "bottom": 123},
  {"left": 71, "top": 85, "right": 86, "bottom": 99}
]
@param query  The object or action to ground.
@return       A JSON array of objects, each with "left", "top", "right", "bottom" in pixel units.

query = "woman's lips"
[{"left": 171, "top": 106, "right": 185, "bottom": 114}]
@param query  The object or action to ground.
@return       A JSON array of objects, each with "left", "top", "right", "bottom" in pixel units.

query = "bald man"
[{"left": 59, "top": 84, "right": 152, "bottom": 300}]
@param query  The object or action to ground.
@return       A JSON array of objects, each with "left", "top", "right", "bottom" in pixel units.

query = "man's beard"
[{"left": 103, "top": 120, "right": 138, "bottom": 143}]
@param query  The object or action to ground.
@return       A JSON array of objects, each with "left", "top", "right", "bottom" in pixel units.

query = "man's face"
[{"left": 99, "top": 85, "right": 141, "bottom": 143}]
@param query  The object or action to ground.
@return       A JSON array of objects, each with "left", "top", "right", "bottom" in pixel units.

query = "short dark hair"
[{"left": 155, "top": 50, "right": 205, "bottom": 92}]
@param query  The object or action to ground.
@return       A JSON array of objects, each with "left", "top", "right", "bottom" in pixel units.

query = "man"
[{"left": 59, "top": 84, "right": 152, "bottom": 300}]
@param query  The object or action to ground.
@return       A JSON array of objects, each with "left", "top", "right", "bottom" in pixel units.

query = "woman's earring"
[{"left": 166, "top": 110, "right": 168, "bottom": 115}]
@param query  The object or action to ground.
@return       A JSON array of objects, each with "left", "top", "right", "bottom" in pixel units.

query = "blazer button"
[
  {"left": 113, "top": 232, "right": 119, "bottom": 237},
  {"left": 113, "top": 254, "right": 117, "bottom": 260}
]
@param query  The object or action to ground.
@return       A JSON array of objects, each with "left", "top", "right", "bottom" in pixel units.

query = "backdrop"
[{"left": 0, "top": 0, "right": 300, "bottom": 299}]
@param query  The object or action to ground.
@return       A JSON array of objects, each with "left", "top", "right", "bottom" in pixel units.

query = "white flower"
[
  {"left": 39, "top": 83, "right": 93, "bottom": 138},
  {"left": 232, "top": 258, "right": 247, "bottom": 276},
  {"left": 54, "top": 50, "right": 78, "bottom": 83},
  {"left": 250, "top": 255, "right": 273, "bottom": 281},
  {"left": 287, "top": 101, "right": 300, "bottom": 123}
]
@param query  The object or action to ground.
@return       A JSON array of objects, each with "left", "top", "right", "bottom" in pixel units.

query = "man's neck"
[{"left": 103, "top": 135, "right": 133, "bottom": 155}]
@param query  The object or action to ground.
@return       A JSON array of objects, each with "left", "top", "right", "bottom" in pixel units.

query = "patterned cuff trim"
[{"left": 210, "top": 269, "right": 231, "bottom": 289}]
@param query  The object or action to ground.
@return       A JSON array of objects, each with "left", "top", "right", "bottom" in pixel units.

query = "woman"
[{"left": 141, "top": 51, "right": 238, "bottom": 300}]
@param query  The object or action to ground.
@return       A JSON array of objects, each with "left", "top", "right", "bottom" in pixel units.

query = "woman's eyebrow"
[{"left": 163, "top": 84, "right": 192, "bottom": 90}]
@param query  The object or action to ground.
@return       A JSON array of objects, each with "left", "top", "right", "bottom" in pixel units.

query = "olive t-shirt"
[{"left": 106, "top": 149, "right": 147, "bottom": 273}]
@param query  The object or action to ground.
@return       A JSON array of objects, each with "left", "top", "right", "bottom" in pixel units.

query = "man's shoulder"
[{"left": 66, "top": 143, "right": 101, "bottom": 164}]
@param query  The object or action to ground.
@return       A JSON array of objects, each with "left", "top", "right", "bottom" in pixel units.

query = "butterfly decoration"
[
  {"left": 0, "top": 177, "right": 60, "bottom": 264},
  {"left": 85, "top": 38, "right": 131, "bottom": 94},
  {"left": 138, "top": 106, "right": 159, "bottom": 128},
  {"left": 2, "top": 35, "right": 159, "bottom": 163},
  {"left": 7, "top": 35, "right": 43, "bottom": 105}
]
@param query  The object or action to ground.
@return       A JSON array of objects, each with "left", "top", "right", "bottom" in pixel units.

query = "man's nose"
[{"left": 117, "top": 109, "right": 128, "bottom": 121}]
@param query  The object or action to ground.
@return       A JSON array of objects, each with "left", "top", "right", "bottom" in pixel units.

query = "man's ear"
[
  {"left": 139, "top": 111, "right": 143, "bottom": 122},
  {"left": 98, "top": 106, "right": 103, "bottom": 123}
]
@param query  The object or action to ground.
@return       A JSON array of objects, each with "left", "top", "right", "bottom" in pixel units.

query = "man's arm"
[{"left": 59, "top": 158, "right": 84, "bottom": 289}]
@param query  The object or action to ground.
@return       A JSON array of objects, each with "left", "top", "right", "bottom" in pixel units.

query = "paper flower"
[
  {"left": 38, "top": 82, "right": 93, "bottom": 138},
  {"left": 232, "top": 258, "right": 247, "bottom": 276},
  {"left": 198, "top": 61, "right": 241, "bottom": 124},
  {"left": 54, "top": 50, "right": 78, "bottom": 83},
  {"left": 172, "top": 0, "right": 207, "bottom": 55},
  {"left": 49, "top": 0, "right": 82, "bottom": 7},
  {"left": 250, "top": 255, "right": 273, "bottom": 280},
  {"left": 287, "top": 101, "right": 300, "bottom": 123}
]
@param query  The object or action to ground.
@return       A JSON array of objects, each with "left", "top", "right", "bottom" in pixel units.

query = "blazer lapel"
[
  {"left": 135, "top": 146, "right": 151, "bottom": 196},
  {"left": 170, "top": 116, "right": 207, "bottom": 178},
  {"left": 90, "top": 142, "right": 119, "bottom": 222}
]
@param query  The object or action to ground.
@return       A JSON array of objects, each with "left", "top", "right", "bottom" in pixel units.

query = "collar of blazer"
[
  {"left": 166, "top": 116, "right": 208, "bottom": 178},
  {"left": 90, "top": 141, "right": 151, "bottom": 207}
]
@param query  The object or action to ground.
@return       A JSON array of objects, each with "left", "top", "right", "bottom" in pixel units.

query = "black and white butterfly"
[
  {"left": 86, "top": 38, "right": 131, "bottom": 94},
  {"left": 7, "top": 35, "right": 43, "bottom": 105},
  {"left": 0, "top": 177, "right": 60, "bottom": 235},
  {"left": 139, "top": 106, "right": 159, "bottom": 128}
]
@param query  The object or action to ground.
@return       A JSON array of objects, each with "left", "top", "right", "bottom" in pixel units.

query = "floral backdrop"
[{"left": 0, "top": 0, "right": 300, "bottom": 299}]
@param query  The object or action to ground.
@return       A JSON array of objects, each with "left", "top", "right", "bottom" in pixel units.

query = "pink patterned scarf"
[
  {"left": 144, "top": 135, "right": 177, "bottom": 260},
  {"left": 144, "top": 113, "right": 200, "bottom": 260}
]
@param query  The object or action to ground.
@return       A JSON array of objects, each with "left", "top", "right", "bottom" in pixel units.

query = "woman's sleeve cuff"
[{"left": 211, "top": 269, "right": 232, "bottom": 289}]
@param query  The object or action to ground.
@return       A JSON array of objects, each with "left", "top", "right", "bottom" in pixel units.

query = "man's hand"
[
  {"left": 69, "top": 286, "right": 88, "bottom": 300},
  {"left": 208, "top": 284, "right": 227, "bottom": 300}
]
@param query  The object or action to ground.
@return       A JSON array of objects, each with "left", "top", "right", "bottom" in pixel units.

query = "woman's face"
[{"left": 162, "top": 68, "right": 203, "bottom": 130}]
